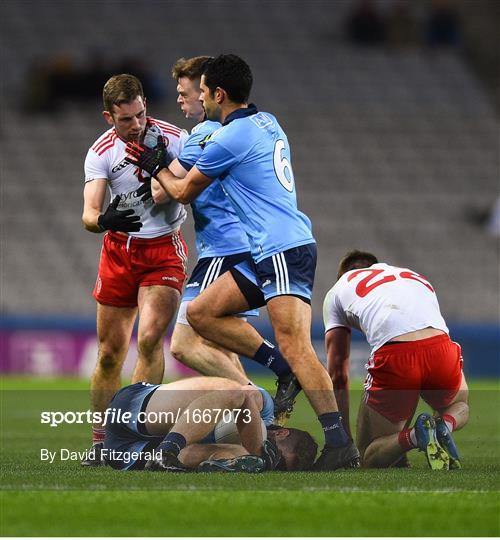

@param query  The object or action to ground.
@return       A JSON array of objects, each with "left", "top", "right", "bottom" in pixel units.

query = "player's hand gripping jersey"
[
  {"left": 323, "top": 263, "right": 449, "bottom": 352},
  {"left": 177, "top": 120, "right": 251, "bottom": 258},
  {"left": 84, "top": 118, "right": 188, "bottom": 239},
  {"left": 195, "top": 106, "right": 314, "bottom": 262}
]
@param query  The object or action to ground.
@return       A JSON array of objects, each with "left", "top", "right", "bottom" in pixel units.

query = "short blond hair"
[{"left": 102, "top": 74, "right": 144, "bottom": 113}]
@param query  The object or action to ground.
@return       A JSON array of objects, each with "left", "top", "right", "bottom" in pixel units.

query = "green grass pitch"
[{"left": 1, "top": 376, "right": 499, "bottom": 536}]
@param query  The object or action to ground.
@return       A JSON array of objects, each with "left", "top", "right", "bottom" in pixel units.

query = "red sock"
[
  {"left": 398, "top": 429, "right": 416, "bottom": 452},
  {"left": 442, "top": 414, "right": 457, "bottom": 432},
  {"left": 92, "top": 427, "right": 106, "bottom": 443}
]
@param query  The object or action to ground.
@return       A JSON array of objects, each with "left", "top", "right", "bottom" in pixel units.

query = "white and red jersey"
[
  {"left": 84, "top": 117, "right": 188, "bottom": 239},
  {"left": 323, "top": 263, "right": 449, "bottom": 352}
]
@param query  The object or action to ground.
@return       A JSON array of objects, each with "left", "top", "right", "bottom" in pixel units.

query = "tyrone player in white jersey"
[
  {"left": 323, "top": 250, "right": 469, "bottom": 470},
  {"left": 81, "top": 74, "right": 188, "bottom": 465}
]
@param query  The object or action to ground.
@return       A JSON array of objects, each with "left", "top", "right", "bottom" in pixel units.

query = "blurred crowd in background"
[
  {"left": 345, "top": 0, "right": 462, "bottom": 48},
  {"left": 1, "top": 0, "right": 498, "bottom": 377}
]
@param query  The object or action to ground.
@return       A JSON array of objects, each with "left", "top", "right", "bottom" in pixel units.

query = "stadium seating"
[{"left": 1, "top": 0, "right": 498, "bottom": 321}]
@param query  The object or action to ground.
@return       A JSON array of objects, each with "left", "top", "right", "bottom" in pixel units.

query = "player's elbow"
[
  {"left": 152, "top": 189, "right": 170, "bottom": 204},
  {"left": 151, "top": 180, "right": 170, "bottom": 204},
  {"left": 82, "top": 213, "right": 99, "bottom": 233},
  {"left": 176, "top": 189, "right": 193, "bottom": 205}
]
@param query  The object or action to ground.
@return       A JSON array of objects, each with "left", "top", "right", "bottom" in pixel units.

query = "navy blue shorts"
[
  {"left": 230, "top": 243, "right": 317, "bottom": 308},
  {"left": 103, "top": 382, "right": 162, "bottom": 470},
  {"left": 177, "top": 251, "right": 259, "bottom": 324},
  {"left": 256, "top": 243, "right": 317, "bottom": 303},
  {"left": 255, "top": 243, "right": 317, "bottom": 304}
]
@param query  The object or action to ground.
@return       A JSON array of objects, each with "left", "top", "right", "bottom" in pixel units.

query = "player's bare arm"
[
  {"left": 82, "top": 179, "right": 142, "bottom": 234},
  {"left": 156, "top": 165, "right": 213, "bottom": 204},
  {"left": 82, "top": 179, "right": 107, "bottom": 232},
  {"left": 325, "top": 327, "right": 352, "bottom": 438},
  {"left": 151, "top": 159, "right": 187, "bottom": 203}
]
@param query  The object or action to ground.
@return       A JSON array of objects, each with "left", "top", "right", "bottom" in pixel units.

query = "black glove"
[
  {"left": 97, "top": 196, "right": 142, "bottom": 233},
  {"left": 261, "top": 438, "right": 283, "bottom": 471},
  {"left": 125, "top": 135, "right": 171, "bottom": 178},
  {"left": 136, "top": 179, "right": 152, "bottom": 202}
]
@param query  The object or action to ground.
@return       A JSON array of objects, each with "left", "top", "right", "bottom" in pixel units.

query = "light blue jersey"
[
  {"left": 177, "top": 120, "right": 250, "bottom": 258},
  {"left": 195, "top": 106, "right": 315, "bottom": 263}
]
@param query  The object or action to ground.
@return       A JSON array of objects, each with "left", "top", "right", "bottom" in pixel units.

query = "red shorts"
[
  {"left": 93, "top": 231, "right": 188, "bottom": 308},
  {"left": 364, "top": 334, "right": 463, "bottom": 423}
]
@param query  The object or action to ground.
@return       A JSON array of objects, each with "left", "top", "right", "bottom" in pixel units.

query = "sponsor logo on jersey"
[
  {"left": 112, "top": 159, "right": 130, "bottom": 173},
  {"left": 162, "top": 276, "right": 179, "bottom": 282},
  {"left": 250, "top": 113, "right": 273, "bottom": 129},
  {"left": 186, "top": 282, "right": 200, "bottom": 288},
  {"left": 198, "top": 133, "right": 213, "bottom": 149},
  {"left": 262, "top": 279, "right": 272, "bottom": 287}
]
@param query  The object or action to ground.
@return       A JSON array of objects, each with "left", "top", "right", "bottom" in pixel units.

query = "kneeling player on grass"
[
  {"left": 102, "top": 377, "right": 316, "bottom": 472},
  {"left": 323, "top": 250, "right": 469, "bottom": 470}
]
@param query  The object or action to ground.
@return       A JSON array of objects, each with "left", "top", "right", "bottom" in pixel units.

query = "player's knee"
[
  {"left": 241, "top": 384, "right": 261, "bottom": 405},
  {"left": 242, "top": 387, "right": 261, "bottom": 413},
  {"left": 224, "top": 388, "right": 246, "bottom": 410},
  {"left": 358, "top": 441, "right": 373, "bottom": 466},
  {"left": 97, "top": 347, "right": 125, "bottom": 374},
  {"left": 360, "top": 444, "right": 385, "bottom": 469},
  {"left": 170, "top": 339, "right": 196, "bottom": 366},
  {"left": 137, "top": 331, "right": 163, "bottom": 358},
  {"left": 170, "top": 328, "right": 199, "bottom": 363},
  {"left": 169, "top": 337, "right": 185, "bottom": 363},
  {"left": 186, "top": 301, "right": 208, "bottom": 332}
]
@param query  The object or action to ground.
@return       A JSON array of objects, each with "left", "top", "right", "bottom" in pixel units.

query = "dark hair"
[
  {"left": 203, "top": 54, "right": 252, "bottom": 104},
  {"left": 103, "top": 74, "right": 144, "bottom": 113},
  {"left": 269, "top": 426, "right": 318, "bottom": 471},
  {"left": 337, "top": 250, "right": 378, "bottom": 280},
  {"left": 171, "top": 56, "right": 212, "bottom": 81}
]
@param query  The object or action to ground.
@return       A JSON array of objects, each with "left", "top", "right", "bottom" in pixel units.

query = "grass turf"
[{"left": 1, "top": 377, "right": 499, "bottom": 536}]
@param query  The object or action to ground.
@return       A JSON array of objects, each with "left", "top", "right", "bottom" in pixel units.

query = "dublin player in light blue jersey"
[
  {"left": 150, "top": 56, "right": 298, "bottom": 401},
  {"left": 126, "top": 55, "right": 360, "bottom": 469}
]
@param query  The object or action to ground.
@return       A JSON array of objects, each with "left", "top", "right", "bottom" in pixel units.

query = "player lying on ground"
[
  {"left": 103, "top": 377, "right": 317, "bottom": 472},
  {"left": 323, "top": 250, "right": 469, "bottom": 470},
  {"left": 125, "top": 54, "right": 360, "bottom": 470}
]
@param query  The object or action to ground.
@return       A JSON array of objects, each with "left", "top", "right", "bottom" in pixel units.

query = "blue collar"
[{"left": 222, "top": 103, "right": 258, "bottom": 125}]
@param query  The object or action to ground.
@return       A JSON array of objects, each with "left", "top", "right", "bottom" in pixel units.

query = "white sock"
[{"left": 409, "top": 428, "right": 417, "bottom": 447}]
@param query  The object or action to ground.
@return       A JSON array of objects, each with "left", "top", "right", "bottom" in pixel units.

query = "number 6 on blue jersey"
[{"left": 273, "top": 139, "right": 295, "bottom": 192}]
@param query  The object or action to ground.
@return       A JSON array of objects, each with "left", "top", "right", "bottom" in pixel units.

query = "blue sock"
[
  {"left": 253, "top": 340, "right": 291, "bottom": 377},
  {"left": 157, "top": 432, "right": 186, "bottom": 456},
  {"left": 318, "top": 412, "right": 350, "bottom": 448}
]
